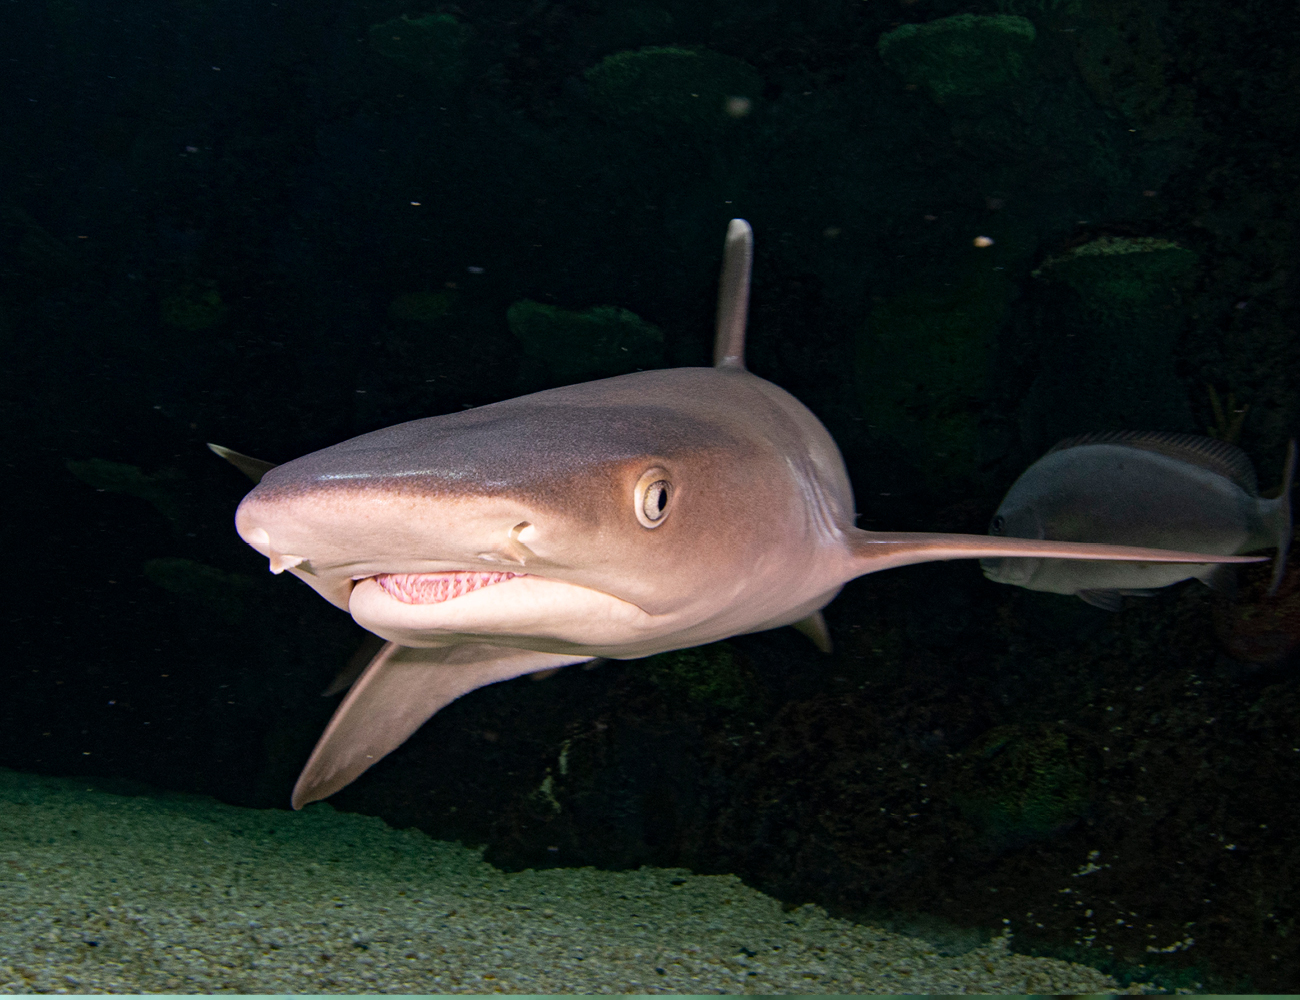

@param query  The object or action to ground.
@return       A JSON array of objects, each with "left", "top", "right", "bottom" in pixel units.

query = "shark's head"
[{"left": 235, "top": 369, "right": 850, "bottom": 656}]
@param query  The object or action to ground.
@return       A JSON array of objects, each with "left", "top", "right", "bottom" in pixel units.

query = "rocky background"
[{"left": 2, "top": 0, "right": 1299, "bottom": 990}]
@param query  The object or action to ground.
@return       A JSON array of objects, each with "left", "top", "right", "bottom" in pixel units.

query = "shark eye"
[
  {"left": 633, "top": 468, "right": 674, "bottom": 528},
  {"left": 990, "top": 514, "right": 1005, "bottom": 535}
]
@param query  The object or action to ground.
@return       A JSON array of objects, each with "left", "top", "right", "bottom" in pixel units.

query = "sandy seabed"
[{"left": 0, "top": 768, "right": 1141, "bottom": 994}]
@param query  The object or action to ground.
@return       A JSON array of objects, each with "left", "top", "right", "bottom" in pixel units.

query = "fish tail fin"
[
  {"left": 713, "top": 219, "right": 751, "bottom": 371},
  {"left": 842, "top": 528, "right": 1268, "bottom": 579},
  {"left": 1264, "top": 438, "right": 1295, "bottom": 596}
]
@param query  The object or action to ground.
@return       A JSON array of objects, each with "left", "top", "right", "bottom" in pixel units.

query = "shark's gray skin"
[
  {"left": 981, "top": 431, "right": 1295, "bottom": 610},
  {"left": 221, "top": 220, "right": 1261, "bottom": 809}
]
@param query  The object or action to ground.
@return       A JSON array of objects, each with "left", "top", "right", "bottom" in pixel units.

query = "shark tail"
[
  {"left": 845, "top": 528, "right": 1268, "bottom": 578},
  {"left": 1263, "top": 438, "right": 1296, "bottom": 596}
]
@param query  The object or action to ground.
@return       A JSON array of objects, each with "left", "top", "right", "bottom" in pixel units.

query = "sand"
[{"left": 0, "top": 768, "right": 1140, "bottom": 994}]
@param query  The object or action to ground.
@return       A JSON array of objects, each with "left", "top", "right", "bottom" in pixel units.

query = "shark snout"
[{"left": 239, "top": 525, "right": 309, "bottom": 575}]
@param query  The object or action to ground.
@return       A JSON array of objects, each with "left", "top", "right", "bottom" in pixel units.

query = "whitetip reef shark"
[{"left": 214, "top": 220, "right": 1261, "bottom": 809}]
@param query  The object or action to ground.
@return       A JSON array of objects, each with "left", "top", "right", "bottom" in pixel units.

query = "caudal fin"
[
  {"left": 1266, "top": 438, "right": 1296, "bottom": 596},
  {"left": 844, "top": 528, "right": 1268, "bottom": 579}
]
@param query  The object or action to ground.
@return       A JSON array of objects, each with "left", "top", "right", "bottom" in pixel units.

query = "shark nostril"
[{"left": 245, "top": 527, "right": 271, "bottom": 550}]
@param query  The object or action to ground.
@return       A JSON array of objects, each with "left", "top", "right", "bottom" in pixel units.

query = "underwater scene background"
[{"left": 1, "top": 0, "right": 1298, "bottom": 991}]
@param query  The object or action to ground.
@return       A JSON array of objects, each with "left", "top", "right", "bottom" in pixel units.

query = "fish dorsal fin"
[
  {"left": 1048, "top": 430, "right": 1259, "bottom": 495},
  {"left": 208, "top": 443, "right": 278, "bottom": 484},
  {"left": 713, "top": 218, "right": 752, "bottom": 371}
]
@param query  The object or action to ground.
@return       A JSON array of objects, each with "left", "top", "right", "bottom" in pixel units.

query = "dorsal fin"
[
  {"left": 207, "top": 443, "right": 278, "bottom": 484},
  {"left": 713, "top": 218, "right": 752, "bottom": 370},
  {"left": 1048, "top": 430, "right": 1259, "bottom": 495}
]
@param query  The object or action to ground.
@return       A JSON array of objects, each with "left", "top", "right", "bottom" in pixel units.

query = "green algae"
[
  {"left": 507, "top": 300, "right": 663, "bottom": 383},
  {"left": 1020, "top": 235, "right": 1199, "bottom": 441},
  {"left": 368, "top": 14, "right": 473, "bottom": 85},
  {"left": 584, "top": 46, "right": 762, "bottom": 133},
  {"left": 878, "top": 15, "right": 1036, "bottom": 104},
  {"left": 856, "top": 270, "right": 1012, "bottom": 488},
  {"left": 953, "top": 723, "right": 1093, "bottom": 845},
  {"left": 1033, "top": 236, "right": 1195, "bottom": 306},
  {"left": 640, "top": 642, "right": 752, "bottom": 714},
  {"left": 142, "top": 557, "right": 262, "bottom": 621},
  {"left": 65, "top": 458, "right": 187, "bottom": 525}
]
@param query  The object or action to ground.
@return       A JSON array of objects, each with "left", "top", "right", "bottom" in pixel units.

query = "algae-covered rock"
[
  {"left": 1070, "top": 0, "right": 1199, "bottom": 142},
  {"left": 368, "top": 14, "right": 473, "bottom": 85},
  {"left": 584, "top": 46, "right": 762, "bottom": 133},
  {"left": 143, "top": 557, "right": 260, "bottom": 621},
  {"left": 576, "top": 4, "right": 675, "bottom": 57},
  {"left": 952, "top": 723, "right": 1093, "bottom": 845},
  {"left": 856, "top": 272, "right": 1012, "bottom": 487},
  {"left": 639, "top": 643, "right": 753, "bottom": 714},
  {"left": 507, "top": 300, "right": 663, "bottom": 383},
  {"left": 160, "top": 280, "right": 227, "bottom": 331},
  {"left": 65, "top": 458, "right": 187, "bottom": 525},
  {"left": 1019, "top": 236, "right": 1198, "bottom": 444},
  {"left": 1033, "top": 235, "right": 1195, "bottom": 309},
  {"left": 877, "top": 15, "right": 1036, "bottom": 104}
]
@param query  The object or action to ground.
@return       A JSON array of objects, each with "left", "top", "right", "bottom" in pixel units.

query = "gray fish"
[
  {"left": 982, "top": 431, "right": 1295, "bottom": 610},
  {"left": 216, "top": 222, "right": 1262, "bottom": 808}
]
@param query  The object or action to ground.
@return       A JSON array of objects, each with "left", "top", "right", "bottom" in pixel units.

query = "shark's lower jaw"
[{"left": 375, "top": 571, "right": 524, "bottom": 605}]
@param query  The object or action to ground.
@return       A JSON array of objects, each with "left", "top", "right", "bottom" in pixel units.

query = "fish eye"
[
  {"left": 633, "top": 468, "right": 674, "bottom": 529},
  {"left": 990, "top": 514, "right": 1005, "bottom": 534}
]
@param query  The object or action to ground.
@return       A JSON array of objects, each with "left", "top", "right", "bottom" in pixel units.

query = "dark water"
[{"left": 2, "top": 0, "right": 1298, "bottom": 991}]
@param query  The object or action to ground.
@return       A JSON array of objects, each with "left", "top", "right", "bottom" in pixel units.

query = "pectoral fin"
[
  {"left": 321, "top": 633, "right": 388, "bottom": 696},
  {"left": 845, "top": 528, "right": 1267, "bottom": 578},
  {"left": 292, "top": 642, "right": 594, "bottom": 809}
]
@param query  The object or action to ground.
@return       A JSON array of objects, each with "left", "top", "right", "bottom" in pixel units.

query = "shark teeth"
[{"left": 375, "top": 571, "right": 523, "bottom": 605}]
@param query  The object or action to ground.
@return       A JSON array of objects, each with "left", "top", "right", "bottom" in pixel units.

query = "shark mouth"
[{"left": 374, "top": 571, "right": 523, "bottom": 605}]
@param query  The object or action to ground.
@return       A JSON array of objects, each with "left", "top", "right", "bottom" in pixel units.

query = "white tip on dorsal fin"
[{"left": 713, "top": 218, "right": 752, "bottom": 370}]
